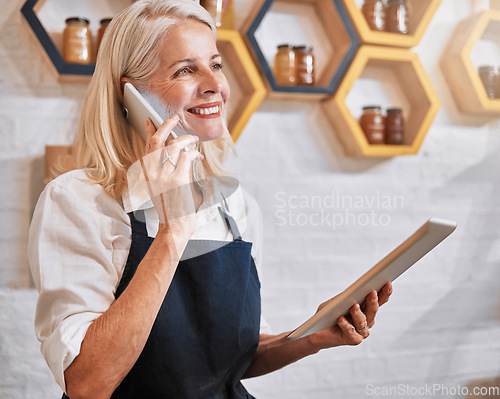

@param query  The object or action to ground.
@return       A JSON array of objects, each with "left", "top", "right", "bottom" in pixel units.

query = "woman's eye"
[
  {"left": 212, "top": 63, "right": 223, "bottom": 70},
  {"left": 175, "top": 67, "right": 190, "bottom": 76}
]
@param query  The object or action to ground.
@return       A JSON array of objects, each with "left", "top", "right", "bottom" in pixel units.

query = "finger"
[
  {"left": 378, "top": 282, "right": 393, "bottom": 306},
  {"left": 337, "top": 316, "right": 363, "bottom": 346},
  {"left": 362, "top": 291, "right": 379, "bottom": 328},
  {"left": 166, "top": 134, "right": 199, "bottom": 155},
  {"left": 174, "top": 149, "right": 204, "bottom": 176},
  {"left": 145, "top": 115, "right": 180, "bottom": 154},
  {"left": 144, "top": 118, "right": 157, "bottom": 144},
  {"left": 349, "top": 303, "right": 370, "bottom": 338}
]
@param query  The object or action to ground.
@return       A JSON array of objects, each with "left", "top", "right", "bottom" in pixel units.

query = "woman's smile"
[{"left": 186, "top": 102, "right": 221, "bottom": 118}]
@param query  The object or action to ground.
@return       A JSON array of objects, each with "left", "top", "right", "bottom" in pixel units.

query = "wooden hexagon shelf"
[
  {"left": 217, "top": 30, "right": 267, "bottom": 142},
  {"left": 20, "top": 1, "right": 265, "bottom": 140},
  {"left": 45, "top": 145, "right": 78, "bottom": 182},
  {"left": 441, "top": 10, "right": 500, "bottom": 116},
  {"left": 245, "top": 0, "right": 360, "bottom": 99},
  {"left": 21, "top": 0, "right": 96, "bottom": 81},
  {"left": 322, "top": 45, "right": 440, "bottom": 157},
  {"left": 342, "top": 0, "right": 442, "bottom": 48}
]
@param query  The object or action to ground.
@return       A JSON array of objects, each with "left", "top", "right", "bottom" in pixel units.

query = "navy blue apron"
[{"left": 63, "top": 201, "right": 261, "bottom": 398}]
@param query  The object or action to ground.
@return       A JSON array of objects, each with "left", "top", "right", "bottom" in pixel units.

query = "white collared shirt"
[{"left": 28, "top": 169, "right": 269, "bottom": 392}]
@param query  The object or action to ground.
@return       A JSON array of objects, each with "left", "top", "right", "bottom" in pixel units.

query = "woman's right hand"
[{"left": 140, "top": 115, "right": 203, "bottom": 245}]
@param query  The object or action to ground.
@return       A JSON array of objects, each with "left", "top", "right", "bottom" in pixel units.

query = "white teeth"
[{"left": 190, "top": 105, "right": 219, "bottom": 115}]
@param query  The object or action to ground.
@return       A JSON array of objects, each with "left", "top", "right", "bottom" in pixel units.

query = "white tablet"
[{"left": 287, "top": 218, "right": 457, "bottom": 339}]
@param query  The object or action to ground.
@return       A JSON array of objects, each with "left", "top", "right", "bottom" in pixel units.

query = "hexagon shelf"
[
  {"left": 322, "top": 45, "right": 440, "bottom": 157},
  {"left": 45, "top": 145, "right": 78, "bottom": 182},
  {"left": 20, "top": 1, "right": 265, "bottom": 141},
  {"left": 21, "top": 0, "right": 97, "bottom": 80},
  {"left": 245, "top": 0, "right": 360, "bottom": 99},
  {"left": 216, "top": 30, "right": 267, "bottom": 142},
  {"left": 342, "top": 0, "right": 442, "bottom": 48},
  {"left": 441, "top": 10, "right": 500, "bottom": 116}
]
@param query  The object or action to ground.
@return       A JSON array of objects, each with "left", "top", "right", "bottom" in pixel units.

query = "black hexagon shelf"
[
  {"left": 21, "top": 0, "right": 96, "bottom": 79},
  {"left": 245, "top": 0, "right": 360, "bottom": 99}
]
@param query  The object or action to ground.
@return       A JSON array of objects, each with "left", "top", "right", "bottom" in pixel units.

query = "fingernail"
[{"left": 172, "top": 114, "right": 179, "bottom": 120}]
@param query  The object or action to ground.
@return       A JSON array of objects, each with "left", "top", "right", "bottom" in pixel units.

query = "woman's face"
[{"left": 147, "top": 20, "right": 230, "bottom": 142}]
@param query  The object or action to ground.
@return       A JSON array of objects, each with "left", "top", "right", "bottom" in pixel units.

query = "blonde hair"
[{"left": 74, "top": 0, "right": 234, "bottom": 198}]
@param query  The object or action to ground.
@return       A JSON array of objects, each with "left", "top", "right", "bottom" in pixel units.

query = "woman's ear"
[{"left": 120, "top": 77, "right": 132, "bottom": 94}]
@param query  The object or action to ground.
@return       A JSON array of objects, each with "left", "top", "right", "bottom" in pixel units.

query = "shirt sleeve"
[
  {"left": 28, "top": 172, "right": 130, "bottom": 392},
  {"left": 241, "top": 188, "right": 272, "bottom": 335}
]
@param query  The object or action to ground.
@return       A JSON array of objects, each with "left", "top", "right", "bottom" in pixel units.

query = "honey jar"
[
  {"left": 97, "top": 18, "right": 112, "bottom": 53},
  {"left": 360, "top": 106, "right": 385, "bottom": 144},
  {"left": 200, "top": 0, "right": 234, "bottom": 29},
  {"left": 293, "top": 45, "right": 315, "bottom": 86},
  {"left": 385, "top": 108, "right": 405, "bottom": 145},
  {"left": 386, "top": 0, "right": 409, "bottom": 35},
  {"left": 361, "top": 0, "right": 386, "bottom": 32},
  {"left": 63, "top": 17, "right": 92, "bottom": 64},
  {"left": 478, "top": 66, "right": 496, "bottom": 99},
  {"left": 497, "top": 67, "right": 500, "bottom": 98},
  {"left": 273, "top": 44, "right": 295, "bottom": 86}
]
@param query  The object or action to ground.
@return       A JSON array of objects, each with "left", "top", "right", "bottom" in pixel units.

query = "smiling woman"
[
  {"left": 145, "top": 19, "right": 230, "bottom": 141},
  {"left": 28, "top": 1, "right": 392, "bottom": 398}
]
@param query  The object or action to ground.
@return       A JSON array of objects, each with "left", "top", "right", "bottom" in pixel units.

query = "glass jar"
[
  {"left": 200, "top": 0, "right": 233, "bottom": 29},
  {"left": 385, "top": 108, "right": 405, "bottom": 145},
  {"left": 360, "top": 106, "right": 385, "bottom": 144},
  {"left": 273, "top": 44, "right": 295, "bottom": 86},
  {"left": 97, "top": 18, "right": 112, "bottom": 53},
  {"left": 63, "top": 17, "right": 92, "bottom": 64},
  {"left": 497, "top": 67, "right": 500, "bottom": 99},
  {"left": 293, "top": 45, "right": 314, "bottom": 86},
  {"left": 478, "top": 66, "right": 496, "bottom": 99},
  {"left": 386, "top": 0, "right": 409, "bottom": 35},
  {"left": 361, "top": 0, "right": 386, "bottom": 32}
]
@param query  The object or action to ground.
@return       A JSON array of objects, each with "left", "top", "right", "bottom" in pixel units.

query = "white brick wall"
[{"left": 1, "top": 0, "right": 499, "bottom": 398}]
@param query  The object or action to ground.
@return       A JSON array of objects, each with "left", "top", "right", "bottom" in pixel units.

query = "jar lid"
[
  {"left": 387, "top": 107, "right": 402, "bottom": 113},
  {"left": 293, "top": 45, "right": 313, "bottom": 51},
  {"left": 387, "top": 0, "right": 407, "bottom": 3},
  {"left": 100, "top": 18, "right": 113, "bottom": 25},
  {"left": 277, "top": 44, "right": 293, "bottom": 49},
  {"left": 362, "top": 105, "right": 382, "bottom": 111},
  {"left": 478, "top": 65, "right": 495, "bottom": 72},
  {"left": 65, "top": 17, "right": 90, "bottom": 25}
]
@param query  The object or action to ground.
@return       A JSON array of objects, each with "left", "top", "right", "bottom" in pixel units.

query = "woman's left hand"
[{"left": 310, "top": 282, "right": 393, "bottom": 349}]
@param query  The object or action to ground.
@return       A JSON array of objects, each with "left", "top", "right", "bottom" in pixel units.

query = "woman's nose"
[{"left": 198, "top": 70, "right": 223, "bottom": 96}]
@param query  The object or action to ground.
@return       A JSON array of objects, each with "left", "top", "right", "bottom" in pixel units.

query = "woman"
[{"left": 29, "top": 1, "right": 392, "bottom": 398}]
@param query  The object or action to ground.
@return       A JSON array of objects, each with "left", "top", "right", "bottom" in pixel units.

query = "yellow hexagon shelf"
[
  {"left": 342, "top": 0, "right": 442, "bottom": 48},
  {"left": 21, "top": 0, "right": 265, "bottom": 140},
  {"left": 217, "top": 30, "right": 267, "bottom": 142},
  {"left": 322, "top": 45, "right": 440, "bottom": 157},
  {"left": 441, "top": 10, "right": 500, "bottom": 116}
]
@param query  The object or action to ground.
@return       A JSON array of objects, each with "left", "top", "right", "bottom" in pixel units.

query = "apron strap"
[{"left": 218, "top": 193, "right": 242, "bottom": 241}]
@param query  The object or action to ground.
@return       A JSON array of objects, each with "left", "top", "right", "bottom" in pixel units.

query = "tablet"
[{"left": 287, "top": 218, "right": 457, "bottom": 339}]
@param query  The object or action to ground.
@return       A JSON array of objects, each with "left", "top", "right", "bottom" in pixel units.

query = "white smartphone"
[
  {"left": 287, "top": 218, "right": 457, "bottom": 339},
  {"left": 123, "top": 82, "right": 181, "bottom": 142}
]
